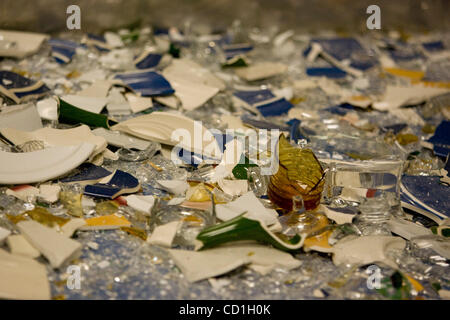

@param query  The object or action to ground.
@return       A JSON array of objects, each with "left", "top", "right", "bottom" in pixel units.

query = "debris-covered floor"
[{"left": 0, "top": 24, "right": 449, "bottom": 300}]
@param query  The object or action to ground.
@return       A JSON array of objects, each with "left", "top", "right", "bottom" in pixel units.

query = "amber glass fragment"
[{"left": 268, "top": 134, "right": 325, "bottom": 211}]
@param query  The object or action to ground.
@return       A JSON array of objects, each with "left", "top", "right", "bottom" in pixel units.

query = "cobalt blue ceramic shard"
[
  {"left": 135, "top": 53, "right": 163, "bottom": 69},
  {"left": 286, "top": 118, "right": 305, "bottom": 143},
  {"left": 86, "top": 33, "right": 110, "bottom": 52},
  {"left": 306, "top": 67, "right": 347, "bottom": 78},
  {"left": 59, "top": 163, "right": 112, "bottom": 184},
  {"left": 323, "top": 104, "right": 352, "bottom": 116},
  {"left": 49, "top": 39, "right": 84, "bottom": 64},
  {"left": 427, "top": 120, "right": 450, "bottom": 158},
  {"left": 304, "top": 38, "right": 377, "bottom": 71},
  {"left": 256, "top": 97, "right": 293, "bottom": 117},
  {"left": 400, "top": 175, "right": 449, "bottom": 223},
  {"left": 0, "top": 71, "right": 50, "bottom": 104},
  {"left": 114, "top": 71, "right": 174, "bottom": 97},
  {"left": 386, "top": 42, "right": 423, "bottom": 62},
  {"left": 234, "top": 89, "right": 275, "bottom": 105},
  {"left": 222, "top": 43, "right": 253, "bottom": 60},
  {"left": 84, "top": 170, "right": 140, "bottom": 199},
  {"left": 422, "top": 41, "right": 445, "bottom": 53},
  {"left": 241, "top": 114, "right": 290, "bottom": 131}
]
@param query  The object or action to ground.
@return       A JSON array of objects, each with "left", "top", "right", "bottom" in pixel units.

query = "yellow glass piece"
[
  {"left": 120, "top": 226, "right": 147, "bottom": 241},
  {"left": 85, "top": 214, "right": 131, "bottom": 228},
  {"left": 384, "top": 68, "right": 424, "bottom": 81},
  {"left": 303, "top": 229, "right": 333, "bottom": 250},
  {"left": 6, "top": 213, "right": 27, "bottom": 224},
  {"left": 290, "top": 96, "right": 305, "bottom": 105},
  {"left": 268, "top": 134, "right": 325, "bottom": 211},
  {"left": 182, "top": 215, "right": 204, "bottom": 227},
  {"left": 396, "top": 133, "right": 419, "bottom": 145},
  {"left": 66, "top": 70, "right": 81, "bottom": 79},
  {"left": 415, "top": 81, "right": 450, "bottom": 89},
  {"left": 421, "top": 124, "right": 436, "bottom": 134},
  {"left": 25, "top": 207, "right": 69, "bottom": 228},
  {"left": 186, "top": 183, "right": 213, "bottom": 202},
  {"left": 147, "top": 161, "right": 163, "bottom": 171},
  {"left": 405, "top": 274, "right": 424, "bottom": 292},
  {"left": 95, "top": 201, "right": 119, "bottom": 215},
  {"left": 60, "top": 191, "right": 83, "bottom": 217}
]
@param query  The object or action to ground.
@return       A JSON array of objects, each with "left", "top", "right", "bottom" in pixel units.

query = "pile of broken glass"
[{"left": 0, "top": 24, "right": 449, "bottom": 300}]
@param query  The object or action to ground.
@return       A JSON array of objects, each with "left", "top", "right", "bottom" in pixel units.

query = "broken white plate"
[
  {"left": 0, "top": 226, "right": 11, "bottom": 245},
  {"left": 36, "top": 97, "right": 58, "bottom": 121},
  {"left": 373, "top": 85, "right": 450, "bottom": 111},
  {"left": 0, "top": 30, "right": 48, "bottom": 59},
  {"left": 111, "top": 112, "right": 221, "bottom": 159},
  {"left": 147, "top": 220, "right": 181, "bottom": 247},
  {"left": 38, "top": 184, "right": 61, "bottom": 203},
  {"left": 156, "top": 180, "right": 189, "bottom": 195},
  {"left": 61, "top": 218, "right": 86, "bottom": 238},
  {"left": 61, "top": 94, "right": 108, "bottom": 114},
  {"left": 6, "top": 234, "right": 40, "bottom": 258},
  {"left": 0, "top": 249, "right": 51, "bottom": 300},
  {"left": 215, "top": 191, "right": 279, "bottom": 229},
  {"left": 388, "top": 217, "right": 432, "bottom": 240},
  {"left": 125, "top": 93, "right": 153, "bottom": 113},
  {"left": 168, "top": 243, "right": 301, "bottom": 282},
  {"left": 218, "top": 179, "right": 248, "bottom": 197},
  {"left": 17, "top": 220, "right": 83, "bottom": 269},
  {"left": 125, "top": 195, "right": 155, "bottom": 214},
  {"left": 331, "top": 236, "right": 406, "bottom": 269},
  {"left": 0, "top": 103, "right": 43, "bottom": 131},
  {"left": 320, "top": 205, "right": 356, "bottom": 225},
  {"left": 78, "top": 80, "right": 114, "bottom": 98},
  {"left": 92, "top": 127, "right": 150, "bottom": 151},
  {"left": 6, "top": 185, "right": 40, "bottom": 202},
  {"left": 235, "top": 62, "right": 288, "bottom": 81},
  {"left": 0, "top": 143, "right": 96, "bottom": 184},
  {"left": 1, "top": 125, "right": 107, "bottom": 159}
]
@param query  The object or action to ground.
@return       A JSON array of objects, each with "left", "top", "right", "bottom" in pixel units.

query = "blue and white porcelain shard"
[
  {"left": 59, "top": 163, "right": 112, "bottom": 185},
  {"left": 400, "top": 175, "right": 449, "bottom": 223},
  {"left": 304, "top": 38, "right": 378, "bottom": 71},
  {"left": 0, "top": 143, "right": 96, "bottom": 185},
  {"left": 48, "top": 39, "right": 84, "bottom": 64},
  {"left": 240, "top": 114, "right": 290, "bottom": 131},
  {"left": 422, "top": 41, "right": 445, "bottom": 53},
  {"left": 84, "top": 170, "right": 140, "bottom": 199},
  {"left": 233, "top": 89, "right": 293, "bottom": 117},
  {"left": 306, "top": 67, "right": 347, "bottom": 79},
  {"left": 85, "top": 33, "right": 111, "bottom": 52},
  {"left": 114, "top": 71, "right": 174, "bottom": 97},
  {"left": 427, "top": 120, "right": 450, "bottom": 158},
  {"left": 134, "top": 52, "right": 163, "bottom": 69},
  {"left": 0, "top": 71, "right": 50, "bottom": 104},
  {"left": 222, "top": 43, "right": 253, "bottom": 60}
]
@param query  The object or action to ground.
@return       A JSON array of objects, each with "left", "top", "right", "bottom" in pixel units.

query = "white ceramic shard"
[
  {"left": 156, "top": 180, "right": 189, "bottom": 196},
  {"left": 6, "top": 185, "right": 40, "bottom": 202},
  {"left": 169, "top": 243, "right": 301, "bottom": 282},
  {"left": 125, "top": 195, "right": 155, "bottom": 214},
  {"left": 216, "top": 191, "right": 279, "bottom": 228},
  {"left": 0, "top": 30, "right": 48, "bottom": 59},
  {"left": 0, "top": 249, "right": 51, "bottom": 300},
  {"left": 218, "top": 179, "right": 248, "bottom": 197},
  {"left": 0, "top": 226, "right": 11, "bottom": 245},
  {"left": 36, "top": 97, "right": 58, "bottom": 121},
  {"left": 61, "top": 94, "right": 108, "bottom": 114},
  {"left": 92, "top": 127, "right": 150, "bottom": 151},
  {"left": 388, "top": 218, "right": 432, "bottom": 240},
  {"left": 78, "top": 80, "right": 114, "bottom": 98},
  {"left": 38, "top": 184, "right": 61, "bottom": 203},
  {"left": 235, "top": 62, "right": 288, "bottom": 81},
  {"left": 17, "top": 220, "right": 82, "bottom": 269},
  {"left": 147, "top": 220, "right": 181, "bottom": 247},
  {"left": 372, "top": 85, "right": 450, "bottom": 111},
  {"left": 331, "top": 236, "right": 406, "bottom": 269},
  {"left": 125, "top": 93, "right": 153, "bottom": 113},
  {"left": 154, "top": 95, "right": 179, "bottom": 109},
  {"left": 6, "top": 234, "right": 40, "bottom": 258},
  {"left": 212, "top": 139, "right": 244, "bottom": 182},
  {"left": 104, "top": 32, "right": 124, "bottom": 48},
  {"left": 61, "top": 218, "right": 87, "bottom": 238},
  {"left": 0, "top": 143, "right": 96, "bottom": 184},
  {"left": 111, "top": 112, "right": 221, "bottom": 159},
  {"left": 0, "top": 103, "right": 43, "bottom": 131},
  {"left": 320, "top": 205, "right": 356, "bottom": 225},
  {"left": 1, "top": 125, "right": 106, "bottom": 158}
]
